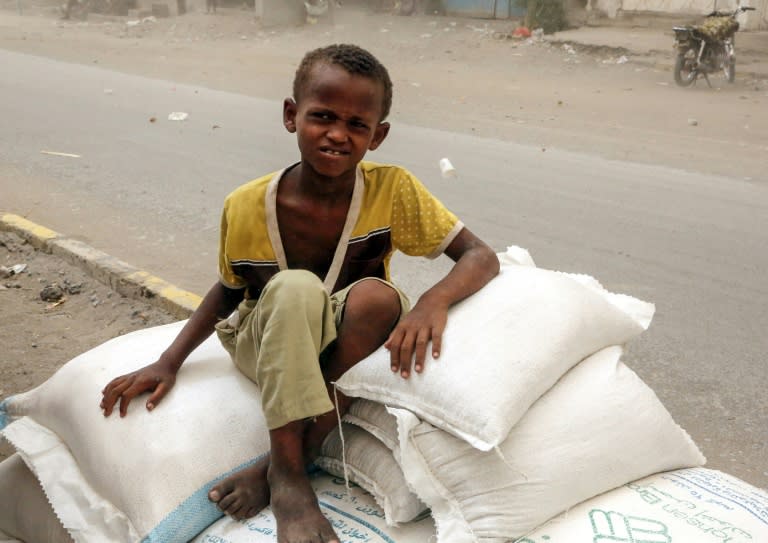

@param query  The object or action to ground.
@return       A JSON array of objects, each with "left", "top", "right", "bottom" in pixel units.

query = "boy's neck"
[{"left": 288, "top": 162, "right": 358, "bottom": 203}]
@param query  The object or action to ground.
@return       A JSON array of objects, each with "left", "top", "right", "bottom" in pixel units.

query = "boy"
[{"left": 100, "top": 44, "right": 499, "bottom": 543}]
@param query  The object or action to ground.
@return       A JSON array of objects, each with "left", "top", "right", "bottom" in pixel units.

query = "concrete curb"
[{"left": 1, "top": 213, "right": 201, "bottom": 319}]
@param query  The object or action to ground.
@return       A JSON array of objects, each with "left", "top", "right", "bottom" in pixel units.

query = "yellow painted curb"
[
  {"left": 1, "top": 213, "right": 59, "bottom": 248},
  {"left": 1, "top": 213, "right": 201, "bottom": 319}
]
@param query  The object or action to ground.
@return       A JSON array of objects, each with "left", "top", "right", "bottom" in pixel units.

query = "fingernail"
[{"left": 147, "top": 403, "right": 154, "bottom": 411}]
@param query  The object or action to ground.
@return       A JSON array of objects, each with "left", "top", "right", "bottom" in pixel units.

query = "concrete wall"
[
  {"left": 590, "top": 0, "right": 768, "bottom": 29},
  {"left": 253, "top": 0, "right": 306, "bottom": 26}
]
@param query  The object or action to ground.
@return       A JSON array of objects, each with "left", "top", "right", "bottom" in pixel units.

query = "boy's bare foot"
[
  {"left": 207, "top": 456, "right": 270, "bottom": 520},
  {"left": 269, "top": 465, "right": 339, "bottom": 543}
]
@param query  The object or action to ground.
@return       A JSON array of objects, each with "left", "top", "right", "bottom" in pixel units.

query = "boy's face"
[{"left": 283, "top": 63, "right": 390, "bottom": 181}]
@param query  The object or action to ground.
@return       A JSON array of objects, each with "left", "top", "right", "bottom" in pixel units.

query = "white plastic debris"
[
  {"left": 168, "top": 112, "right": 189, "bottom": 121},
  {"left": 40, "top": 150, "right": 81, "bottom": 158},
  {"left": 439, "top": 158, "right": 456, "bottom": 178}
]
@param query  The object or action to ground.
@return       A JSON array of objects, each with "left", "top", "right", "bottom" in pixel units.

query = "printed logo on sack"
[{"left": 590, "top": 509, "right": 671, "bottom": 543}]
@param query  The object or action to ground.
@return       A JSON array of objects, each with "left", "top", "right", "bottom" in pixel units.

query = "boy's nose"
[{"left": 326, "top": 122, "right": 349, "bottom": 143}]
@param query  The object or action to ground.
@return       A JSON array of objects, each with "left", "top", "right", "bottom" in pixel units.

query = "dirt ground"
[
  {"left": 0, "top": 231, "right": 176, "bottom": 462},
  {"left": 0, "top": 0, "right": 766, "bottom": 181}
]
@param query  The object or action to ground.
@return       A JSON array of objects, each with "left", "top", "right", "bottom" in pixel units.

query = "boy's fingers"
[
  {"left": 387, "top": 330, "right": 403, "bottom": 371},
  {"left": 398, "top": 331, "right": 416, "bottom": 378},
  {"left": 431, "top": 331, "right": 443, "bottom": 359},
  {"left": 413, "top": 329, "right": 430, "bottom": 372},
  {"left": 102, "top": 378, "right": 133, "bottom": 416},
  {"left": 101, "top": 375, "right": 126, "bottom": 395},
  {"left": 146, "top": 381, "right": 170, "bottom": 411},
  {"left": 117, "top": 379, "right": 151, "bottom": 417}
]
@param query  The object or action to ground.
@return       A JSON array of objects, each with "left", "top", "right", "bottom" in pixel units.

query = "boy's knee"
[
  {"left": 344, "top": 279, "right": 401, "bottom": 327},
  {"left": 263, "top": 270, "right": 324, "bottom": 297},
  {"left": 259, "top": 270, "right": 328, "bottom": 314}
]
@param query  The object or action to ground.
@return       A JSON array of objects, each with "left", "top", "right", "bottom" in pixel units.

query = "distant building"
[{"left": 589, "top": 0, "right": 767, "bottom": 30}]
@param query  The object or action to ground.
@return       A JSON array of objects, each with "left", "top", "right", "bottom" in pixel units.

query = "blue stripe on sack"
[
  {"left": 318, "top": 501, "right": 396, "bottom": 543},
  {"left": 0, "top": 398, "right": 11, "bottom": 430},
  {"left": 144, "top": 454, "right": 266, "bottom": 543}
]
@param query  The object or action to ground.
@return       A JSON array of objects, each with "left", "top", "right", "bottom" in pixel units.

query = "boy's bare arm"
[
  {"left": 100, "top": 282, "right": 244, "bottom": 417},
  {"left": 385, "top": 228, "right": 499, "bottom": 378}
]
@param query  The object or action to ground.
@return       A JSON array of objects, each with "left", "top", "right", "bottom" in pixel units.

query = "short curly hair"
[{"left": 293, "top": 44, "right": 393, "bottom": 121}]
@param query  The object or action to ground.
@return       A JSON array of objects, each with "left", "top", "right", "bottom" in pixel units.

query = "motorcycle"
[{"left": 672, "top": 5, "right": 756, "bottom": 87}]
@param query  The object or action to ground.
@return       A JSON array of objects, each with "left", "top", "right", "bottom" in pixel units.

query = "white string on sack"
[{"left": 331, "top": 382, "right": 351, "bottom": 493}]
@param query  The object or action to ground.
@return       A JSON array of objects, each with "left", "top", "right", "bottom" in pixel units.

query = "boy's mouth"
[{"left": 321, "top": 148, "right": 349, "bottom": 156}]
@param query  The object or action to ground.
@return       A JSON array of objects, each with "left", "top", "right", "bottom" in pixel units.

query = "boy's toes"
[{"left": 208, "top": 479, "right": 234, "bottom": 504}]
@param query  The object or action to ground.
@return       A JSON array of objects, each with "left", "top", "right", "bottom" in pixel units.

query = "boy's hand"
[
  {"left": 384, "top": 297, "right": 449, "bottom": 379},
  {"left": 100, "top": 359, "right": 177, "bottom": 417}
]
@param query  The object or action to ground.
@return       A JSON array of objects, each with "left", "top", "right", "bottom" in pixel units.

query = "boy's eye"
[{"left": 311, "top": 112, "right": 333, "bottom": 121}]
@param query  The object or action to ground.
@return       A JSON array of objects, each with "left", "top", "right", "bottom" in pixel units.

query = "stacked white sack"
[
  {"left": 317, "top": 347, "right": 706, "bottom": 539},
  {"left": 335, "top": 246, "right": 655, "bottom": 451}
]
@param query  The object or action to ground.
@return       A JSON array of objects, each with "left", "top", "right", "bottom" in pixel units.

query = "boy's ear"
[
  {"left": 283, "top": 98, "right": 297, "bottom": 133},
  {"left": 368, "top": 121, "right": 390, "bottom": 151}
]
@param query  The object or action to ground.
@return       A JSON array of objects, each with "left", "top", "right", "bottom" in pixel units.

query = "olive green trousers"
[{"left": 215, "top": 270, "right": 409, "bottom": 429}]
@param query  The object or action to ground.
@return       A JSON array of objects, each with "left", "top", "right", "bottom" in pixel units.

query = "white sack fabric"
[
  {"left": 390, "top": 346, "right": 706, "bottom": 543},
  {"left": 344, "top": 398, "right": 400, "bottom": 451},
  {"left": 0, "top": 321, "right": 271, "bottom": 543},
  {"left": 0, "top": 453, "right": 72, "bottom": 543},
  {"left": 316, "top": 422, "right": 427, "bottom": 525},
  {"left": 190, "top": 471, "right": 437, "bottom": 543},
  {"left": 522, "top": 467, "right": 768, "bottom": 542},
  {"left": 336, "top": 262, "right": 654, "bottom": 451}
]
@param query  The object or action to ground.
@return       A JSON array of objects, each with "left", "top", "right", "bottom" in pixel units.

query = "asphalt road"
[{"left": 1, "top": 49, "right": 766, "bottom": 489}]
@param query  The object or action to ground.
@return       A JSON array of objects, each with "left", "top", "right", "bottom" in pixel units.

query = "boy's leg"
[
  {"left": 210, "top": 270, "right": 337, "bottom": 519},
  {"left": 210, "top": 273, "right": 403, "bottom": 542},
  {"left": 303, "top": 277, "right": 405, "bottom": 459}
]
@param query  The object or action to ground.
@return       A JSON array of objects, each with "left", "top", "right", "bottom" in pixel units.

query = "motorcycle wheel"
[
  {"left": 724, "top": 57, "right": 735, "bottom": 82},
  {"left": 674, "top": 52, "right": 697, "bottom": 87}
]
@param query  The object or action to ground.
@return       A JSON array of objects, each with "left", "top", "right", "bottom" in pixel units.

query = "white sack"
[
  {"left": 0, "top": 321, "right": 271, "bottom": 543},
  {"left": 316, "top": 422, "right": 427, "bottom": 525},
  {"left": 521, "top": 467, "right": 768, "bottom": 542},
  {"left": 0, "top": 453, "right": 72, "bottom": 543},
  {"left": 344, "top": 399, "right": 400, "bottom": 451},
  {"left": 190, "top": 471, "right": 436, "bottom": 543},
  {"left": 336, "top": 261, "right": 654, "bottom": 451},
  {"left": 390, "top": 346, "right": 706, "bottom": 542}
]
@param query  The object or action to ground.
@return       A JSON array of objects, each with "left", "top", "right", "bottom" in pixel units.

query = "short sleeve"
[
  {"left": 218, "top": 201, "right": 247, "bottom": 289},
  {"left": 391, "top": 173, "right": 463, "bottom": 258}
]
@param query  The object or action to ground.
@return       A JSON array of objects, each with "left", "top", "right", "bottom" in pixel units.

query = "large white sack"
[
  {"left": 389, "top": 346, "right": 706, "bottom": 543},
  {"left": 190, "top": 471, "right": 437, "bottom": 543},
  {"left": 0, "top": 321, "right": 271, "bottom": 543},
  {"left": 0, "top": 454, "right": 72, "bottom": 543},
  {"left": 316, "top": 422, "right": 427, "bottom": 525},
  {"left": 336, "top": 259, "right": 654, "bottom": 451},
  {"left": 520, "top": 467, "right": 768, "bottom": 542}
]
